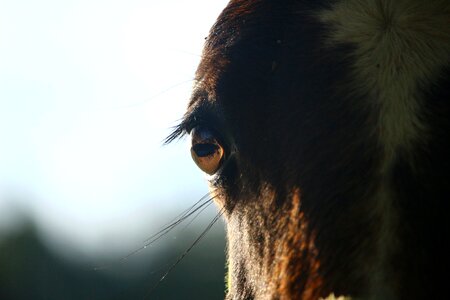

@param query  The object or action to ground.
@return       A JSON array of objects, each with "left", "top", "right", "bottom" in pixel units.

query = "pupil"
[{"left": 192, "top": 143, "right": 219, "bottom": 157}]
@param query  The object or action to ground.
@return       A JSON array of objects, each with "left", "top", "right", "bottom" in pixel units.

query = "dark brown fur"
[{"left": 169, "top": 0, "right": 450, "bottom": 299}]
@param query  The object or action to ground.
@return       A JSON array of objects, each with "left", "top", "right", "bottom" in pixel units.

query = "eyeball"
[{"left": 190, "top": 126, "right": 225, "bottom": 175}]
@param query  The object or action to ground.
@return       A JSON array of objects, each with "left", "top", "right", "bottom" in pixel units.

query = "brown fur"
[
  {"left": 272, "top": 191, "right": 323, "bottom": 299},
  {"left": 169, "top": 0, "right": 450, "bottom": 299}
]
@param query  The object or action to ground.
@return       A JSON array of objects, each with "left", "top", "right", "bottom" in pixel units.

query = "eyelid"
[{"left": 182, "top": 101, "right": 224, "bottom": 131}]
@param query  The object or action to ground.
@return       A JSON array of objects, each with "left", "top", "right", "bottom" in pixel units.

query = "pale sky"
[{"left": 0, "top": 0, "right": 229, "bottom": 255}]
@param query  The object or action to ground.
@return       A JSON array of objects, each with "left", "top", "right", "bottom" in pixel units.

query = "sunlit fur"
[{"left": 170, "top": 0, "right": 450, "bottom": 299}]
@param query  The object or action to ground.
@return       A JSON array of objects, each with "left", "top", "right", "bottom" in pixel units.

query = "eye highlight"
[{"left": 190, "top": 126, "right": 225, "bottom": 175}]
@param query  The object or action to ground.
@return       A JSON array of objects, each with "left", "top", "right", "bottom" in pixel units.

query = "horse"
[{"left": 167, "top": 0, "right": 450, "bottom": 299}]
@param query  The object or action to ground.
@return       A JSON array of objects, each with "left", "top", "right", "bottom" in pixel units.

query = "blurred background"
[{"left": 0, "top": 0, "right": 229, "bottom": 299}]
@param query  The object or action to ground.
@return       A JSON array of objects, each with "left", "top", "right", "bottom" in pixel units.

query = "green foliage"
[{"left": 0, "top": 223, "right": 226, "bottom": 300}]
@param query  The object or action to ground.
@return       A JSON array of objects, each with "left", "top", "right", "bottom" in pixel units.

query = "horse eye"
[{"left": 190, "top": 126, "right": 225, "bottom": 175}]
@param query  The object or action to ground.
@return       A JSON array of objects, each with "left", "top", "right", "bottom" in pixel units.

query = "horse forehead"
[
  {"left": 193, "top": 1, "right": 298, "bottom": 103},
  {"left": 194, "top": 0, "right": 450, "bottom": 128}
]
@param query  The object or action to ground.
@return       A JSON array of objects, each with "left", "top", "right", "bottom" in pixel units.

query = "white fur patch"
[
  {"left": 319, "top": 0, "right": 450, "bottom": 298},
  {"left": 320, "top": 0, "right": 450, "bottom": 166},
  {"left": 321, "top": 294, "right": 352, "bottom": 300}
]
